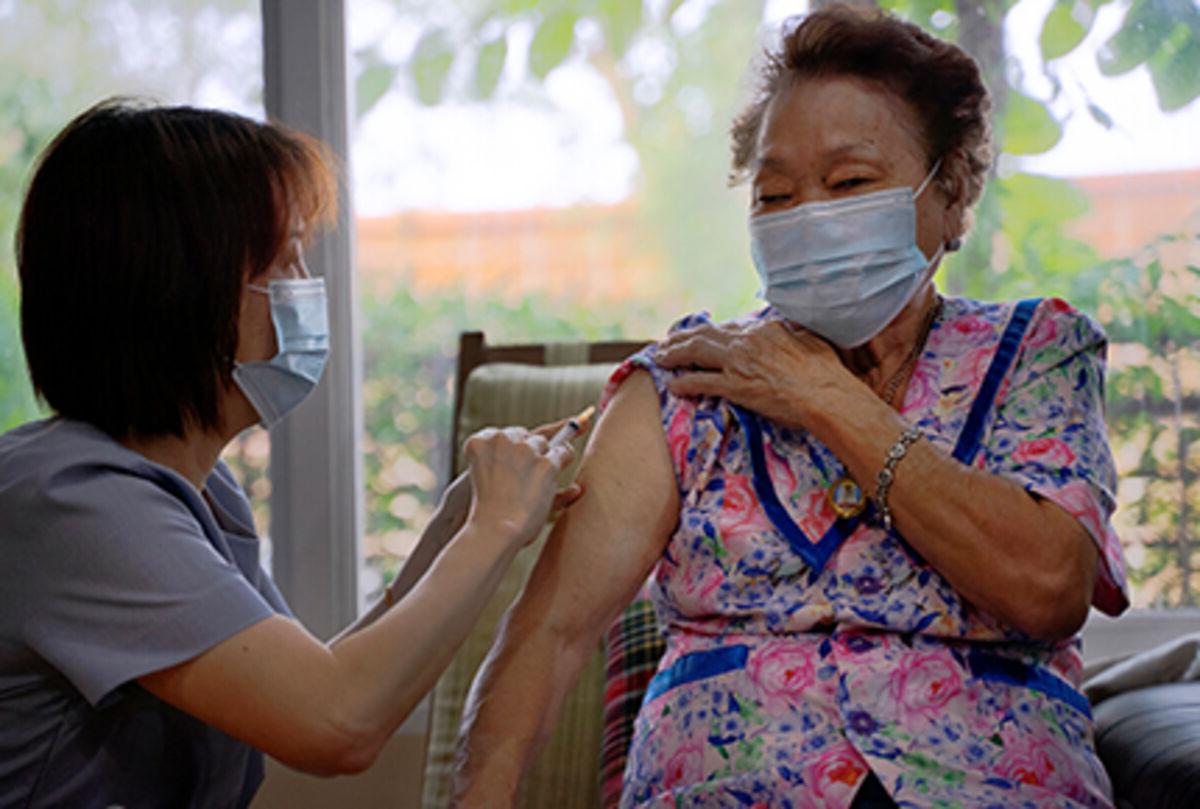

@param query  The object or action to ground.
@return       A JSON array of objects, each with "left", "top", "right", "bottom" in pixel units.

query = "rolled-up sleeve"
[{"left": 984, "top": 298, "right": 1128, "bottom": 615}]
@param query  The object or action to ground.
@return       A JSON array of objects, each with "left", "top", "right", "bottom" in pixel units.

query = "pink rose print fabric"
[{"left": 600, "top": 296, "right": 1127, "bottom": 808}]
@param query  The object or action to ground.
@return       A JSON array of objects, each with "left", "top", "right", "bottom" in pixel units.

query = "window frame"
[{"left": 261, "top": 0, "right": 363, "bottom": 640}]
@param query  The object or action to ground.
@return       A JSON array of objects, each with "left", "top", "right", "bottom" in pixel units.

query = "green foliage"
[
  {"left": 1082, "top": 235, "right": 1200, "bottom": 605},
  {"left": 411, "top": 28, "right": 456, "bottom": 105},
  {"left": 0, "top": 270, "right": 40, "bottom": 432},
  {"left": 1, "top": 0, "right": 261, "bottom": 434},
  {"left": 357, "top": 281, "right": 657, "bottom": 587},
  {"left": 1147, "top": 21, "right": 1200, "bottom": 111},
  {"left": 1001, "top": 91, "right": 1064, "bottom": 155},
  {"left": 473, "top": 35, "right": 508, "bottom": 98},
  {"left": 1099, "top": 0, "right": 1200, "bottom": 110},
  {"left": 528, "top": 10, "right": 579, "bottom": 79},
  {"left": 356, "top": 54, "right": 399, "bottom": 118},
  {"left": 598, "top": 0, "right": 642, "bottom": 57},
  {"left": 1039, "top": 0, "right": 1096, "bottom": 61}
]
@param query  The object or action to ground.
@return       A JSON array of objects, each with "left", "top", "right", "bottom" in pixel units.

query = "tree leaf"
[
  {"left": 1097, "top": 0, "right": 1170, "bottom": 76},
  {"left": 411, "top": 29, "right": 455, "bottom": 106},
  {"left": 356, "top": 61, "right": 398, "bottom": 119},
  {"left": 598, "top": 0, "right": 643, "bottom": 57},
  {"left": 528, "top": 11, "right": 578, "bottom": 79},
  {"left": 1040, "top": 0, "right": 1093, "bottom": 61},
  {"left": 1147, "top": 22, "right": 1200, "bottom": 111},
  {"left": 1001, "top": 91, "right": 1063, "bottom": 155},
  {"left": 473, "top": 35, "right": 508, "bottom": 100},
  {"left": 1162, "top": 297, "right": 1200, "bottom": 346},
  {"left": 1147, "top": 258, "right": 1163, "bottom": 289}
]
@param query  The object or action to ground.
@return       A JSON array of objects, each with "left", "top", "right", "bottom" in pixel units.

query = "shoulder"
[
  {"left": 1, "top": 418, "right": 138, "bottom": 497},
  {"left": 638, "top": 308, "right": 771, "bottom": 368},
  {"left": 602, "top": 308, "right": 769, "bottom": 405},
  {"left": 936, "top": 296, "right": 1104, "bottom": 355},
  {"left": 1024, "top": 296, "right": 1106, "bottom": 350},
  {"left": 0, "top": 418, "right": 204, "bottom": 551}
]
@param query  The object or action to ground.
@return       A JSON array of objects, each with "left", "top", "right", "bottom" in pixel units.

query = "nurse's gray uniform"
[{"left": 0, "top": 418, "right": 291, "bottom": 809}]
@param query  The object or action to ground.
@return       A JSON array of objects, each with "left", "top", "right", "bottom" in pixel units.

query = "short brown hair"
[
  {"left": 16, "top": 99, "right": 336, "bottom": 439},
  {"left": 730, "top": 4, "right": 991, "bottom": 212}
]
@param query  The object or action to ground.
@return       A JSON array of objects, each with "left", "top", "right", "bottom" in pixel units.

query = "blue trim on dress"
[
  {"left": 729, "top": 298, "right": 1040, "bottom": 577},
  {"left": 951, "top": 298, "right": 1040, "bottom": 465},
  {"left": 643, "top": 644, "right": 750, "bottom": 703},
  {"left": 968, "top": 648, "right": 1092, "bottom": 717},
  {"left": 733, "top": 405, "right": 862, "bottom": 573}
]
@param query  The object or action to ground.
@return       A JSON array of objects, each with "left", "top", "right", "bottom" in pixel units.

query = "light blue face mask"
[
  {"left": 749, "top": 162, "right": 944, "bottom": 348},
  {"left": 233, "top": 277, "right": 329, "bottom": 428}
]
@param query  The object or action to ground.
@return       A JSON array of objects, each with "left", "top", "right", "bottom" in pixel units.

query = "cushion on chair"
[
  {"left": 421, "top": 360, "right": 618, "bottom": 809},
  {"left": 1093, "top": 681, "right": 1200, "bottom": 809},
  {"left": 600, "top": 592, "right": 666, "bottom": 808}
]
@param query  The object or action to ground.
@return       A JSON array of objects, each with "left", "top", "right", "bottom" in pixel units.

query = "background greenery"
[{"left": 1, "top": 0, "right": 1197, "bottom": 606}]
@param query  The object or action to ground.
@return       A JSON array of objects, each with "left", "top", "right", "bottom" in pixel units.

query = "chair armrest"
[{"left": 1094, "top": 682, "right": 1200, "bottom": 809}]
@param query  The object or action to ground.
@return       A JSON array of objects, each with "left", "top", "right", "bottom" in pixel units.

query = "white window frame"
[{"left": 261, "top": 0, "right": 363, "bottom": 641}]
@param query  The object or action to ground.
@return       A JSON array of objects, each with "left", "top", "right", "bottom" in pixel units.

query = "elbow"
[
  {"left": 322, "top": 732, "right": 386, "bottom": 777},
  {"left": 277, "top": 713, "right": 388, "bottom": 777},
  {"left": 1011, "top": 576, "right": 1091, "bottom": 642}
]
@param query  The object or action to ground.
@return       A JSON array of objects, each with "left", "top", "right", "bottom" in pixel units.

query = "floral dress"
[{"left": 603, "top": 296, "right": 1128, "bottom": 809}]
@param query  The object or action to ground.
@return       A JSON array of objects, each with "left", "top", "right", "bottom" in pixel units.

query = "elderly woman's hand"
[{"left": 655, "top": 318, "right": 856, "bottom": 429}]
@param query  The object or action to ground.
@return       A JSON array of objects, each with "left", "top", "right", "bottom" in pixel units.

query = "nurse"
[{"left": 0, "top": 100, "right": 577, "bottom": 808}]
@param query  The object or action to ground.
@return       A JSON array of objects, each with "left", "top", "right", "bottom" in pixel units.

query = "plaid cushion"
[{"left": 599, "top": 590, "right": 666, "bottom": 808}]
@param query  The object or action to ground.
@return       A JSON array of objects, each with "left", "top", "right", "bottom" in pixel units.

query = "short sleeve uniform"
[
  {"left": 600, "top": 297, "right": 1127, "bottom": 808},
  {"left": 0, "top": 418, "right": 290, "bottom": 809}
]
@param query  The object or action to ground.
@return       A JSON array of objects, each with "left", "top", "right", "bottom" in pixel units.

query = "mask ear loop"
[
  {"left": 913, "top": 157, "right": 943, "bottom": 201},
  {"left": 913, "top": 157, "right": 959, "bottom": 262}
]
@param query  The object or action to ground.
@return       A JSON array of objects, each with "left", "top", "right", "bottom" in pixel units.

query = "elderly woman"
[
  {"left": 453, "top": 6, "right": 1126, "bottom": 808},
  {"left": 0, "top": 101, "right": 579, "bottom": 807}
]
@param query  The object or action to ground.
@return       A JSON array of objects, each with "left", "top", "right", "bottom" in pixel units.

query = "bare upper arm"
[{"left": 511, "top": 369, "right": 679, "bottom": 641}]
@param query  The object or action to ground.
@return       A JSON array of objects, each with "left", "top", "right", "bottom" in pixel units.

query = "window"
[
  {"left": 347, "top": 0, "right": 1200, "bottom": 611},
  {"left": 3, "top": 0, "right": 1196, "bottom": 619},
  {"left": 0, "top": 0, "right": 268, "bottom": 530}
]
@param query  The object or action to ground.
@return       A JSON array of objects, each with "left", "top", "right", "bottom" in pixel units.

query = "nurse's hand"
[
  {"left": 655, "top": 318, "right": 853, "bottom": 430},
  {"left": 463, "top": 426, "right": 581, "bottom": 550}
]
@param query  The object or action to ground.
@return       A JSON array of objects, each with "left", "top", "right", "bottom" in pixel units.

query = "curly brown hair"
[{"left": 730, "top": 4, "right": 992, "bottom": 218}]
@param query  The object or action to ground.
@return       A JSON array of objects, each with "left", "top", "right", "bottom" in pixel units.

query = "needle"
[{"left": 548, "top": 404, "right": 596, "bottom": 448}]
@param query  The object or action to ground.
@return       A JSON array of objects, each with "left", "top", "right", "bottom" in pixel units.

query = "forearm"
[
  {"left": 452, "top": 607, "right": 597, "bottom": 807},
  {"left": 325, "top": 518, "right": 522, "bottom": 755},
  {"left": 453, "top": 370, "right": 677, "bottom": 804},
  {"left": 334, "top": 472, "right": 473, "bottom": 641},
  {"left": 807, "top": 381, "right": 1095, "bottom": 639}
]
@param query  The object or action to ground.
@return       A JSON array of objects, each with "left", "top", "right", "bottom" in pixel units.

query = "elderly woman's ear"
[{"left": 936, "top": 147, "right": 974, "bottom": 249}]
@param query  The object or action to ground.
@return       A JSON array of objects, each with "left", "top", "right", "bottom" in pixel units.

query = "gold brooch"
[{"left": 828, "top": 476, "right": 866, "bottom": 519}]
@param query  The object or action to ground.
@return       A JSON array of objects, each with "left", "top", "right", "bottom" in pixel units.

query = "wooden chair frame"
[{"left": 449, "top": 331, "right": 649, "bottom": 476}]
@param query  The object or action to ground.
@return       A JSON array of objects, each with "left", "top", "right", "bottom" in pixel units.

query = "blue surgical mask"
[
  {"left": 749, "top": 162, "right": 943, "bottom": 348},
  {"left": 233, "top": 277, "right": 329, "bottom": 428}
]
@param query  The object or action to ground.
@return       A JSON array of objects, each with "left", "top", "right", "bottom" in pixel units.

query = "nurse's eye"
[{"left": 757, "top": 192, "right": 791, "bottom": 204}]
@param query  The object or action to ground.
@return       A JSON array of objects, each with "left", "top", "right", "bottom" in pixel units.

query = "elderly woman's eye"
[{"left": 833, "top": 177, "right": 870, "bottom": 191}]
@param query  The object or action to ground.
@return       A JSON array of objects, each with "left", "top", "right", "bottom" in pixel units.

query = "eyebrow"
[
  {"left": 823, "top": 141, "right": 882, "bottom": 160},
  {"left": 753, "top": 140, "right": 883, "bottom": 176}
]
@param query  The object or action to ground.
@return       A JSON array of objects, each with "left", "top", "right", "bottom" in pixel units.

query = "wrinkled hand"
[
  {"left": 463, "top": 425, "right": 581, "bottom": 551},
  {"left": 654, "top": 318, "right": 852, "bottom": 429}
]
